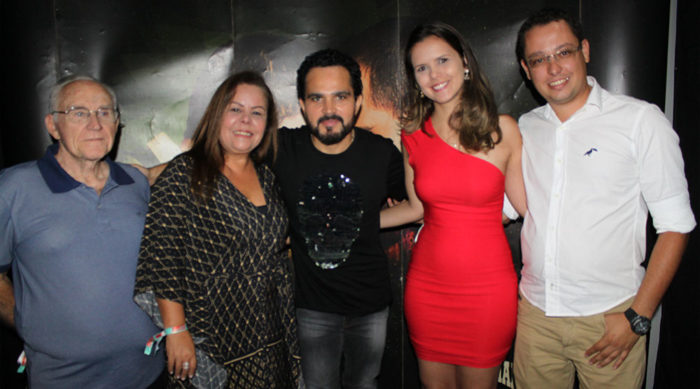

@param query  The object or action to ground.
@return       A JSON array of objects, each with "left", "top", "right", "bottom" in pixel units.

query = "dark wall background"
[
  {"left": 1, "top": 1, "right": 696, "bottom": 388},
  {"left": 655, "top": 1, "right": 700, "bottom": 388}
]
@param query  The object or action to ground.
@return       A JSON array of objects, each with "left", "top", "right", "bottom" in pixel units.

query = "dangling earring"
[
  {"left": 419, "top": 89, "right": 424, "bottom": 98},
  {"left": 464, "top": 68, "right": 470, "bottom": 80}
]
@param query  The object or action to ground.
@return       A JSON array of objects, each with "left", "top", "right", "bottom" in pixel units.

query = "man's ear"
[
  {"left": 354, "top": 94, "right": 363, "bottom": 116},
  {"left": 298, "top": 98, "right": 306, "bottom": 113},
  {"left": 45, "top": 114, "right": 59, "bottom": 140},
  {"left": 581, "top": 38, "right": 590, "bottom": 64},
  {"left": 520, "top": 59, "right": 531, "bottom": 80}
]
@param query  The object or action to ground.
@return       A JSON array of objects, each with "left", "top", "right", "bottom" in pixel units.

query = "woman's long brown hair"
[{"left": 402, "top": 22, "right": 501, "bottom": 152}]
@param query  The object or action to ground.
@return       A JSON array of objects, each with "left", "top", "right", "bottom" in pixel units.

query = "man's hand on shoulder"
[{"left": 584, "top": 312, "right": 640, "bottom": 369}]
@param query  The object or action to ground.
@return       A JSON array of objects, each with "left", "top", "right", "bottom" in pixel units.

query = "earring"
[
  {"left": 464, "top": 68, "right": 470, "bottom": 80},
  {"left": 419, "top": 89, "right": 424, "bottom": 98}
]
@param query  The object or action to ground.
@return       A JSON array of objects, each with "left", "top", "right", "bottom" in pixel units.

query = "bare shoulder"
[
  {"left": 498, "top": 114, "right": 519, "bottom": 134},
  {"left": 498, "top": 114, "right": 522, "bottom": 145}
]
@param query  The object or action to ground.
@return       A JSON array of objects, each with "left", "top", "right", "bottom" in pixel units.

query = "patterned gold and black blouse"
[{"left": 134, "top": 154, "right": 300, "bottom": 388}]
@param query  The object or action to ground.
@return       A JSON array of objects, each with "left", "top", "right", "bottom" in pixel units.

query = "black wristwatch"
[{"left": 624, "top": 308, "right": 651, "bottom": 335}]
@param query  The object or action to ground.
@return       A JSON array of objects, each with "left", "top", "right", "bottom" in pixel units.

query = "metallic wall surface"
[
  {"left": 655, "top": 0, "right": 700, "bottom": 387},
  {"left": 582, "top": 0, "right": 670, "bottom": 108},
  {"left": 2, "top": 0, "right": 567, "bottom": 169},
  {"left": 2, "top": 1, "right": 693, "bottom": 389}
]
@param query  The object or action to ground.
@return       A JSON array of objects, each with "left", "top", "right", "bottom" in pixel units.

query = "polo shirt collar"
[{"left": 37, "top": 143, "right": 134, "bottom": 193}]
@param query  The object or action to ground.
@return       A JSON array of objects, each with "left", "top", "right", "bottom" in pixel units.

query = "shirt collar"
[
  {"left": 584, "top": 76, "right": 604, "bottom": 111},
  {"left": 37, "top": 143, "right": 134, "bottom": 193},
  {"left": 543, "top": 76, "right": 604, "bottom": 122}
]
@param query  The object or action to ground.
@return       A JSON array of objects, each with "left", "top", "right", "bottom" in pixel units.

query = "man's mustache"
[{"left": 317, "top": 115, "right": 344, "bottom": 127}]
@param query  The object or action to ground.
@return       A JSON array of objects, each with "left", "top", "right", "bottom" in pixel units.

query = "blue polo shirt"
[{"left": 0, "top": 144, "right": 163, "bottom": 388}]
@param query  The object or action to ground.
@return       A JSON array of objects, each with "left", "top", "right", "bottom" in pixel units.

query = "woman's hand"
[
  {"left": 166, "top": 330, "right": 197, "bottom": 380},
  {"left": 156, "top": 298, "right": 195, "bottom": 381}
]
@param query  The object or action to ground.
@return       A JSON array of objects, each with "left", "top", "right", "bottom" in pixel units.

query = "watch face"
[{"left": 631, "top": 316, "right": 651, "bottom": 335}]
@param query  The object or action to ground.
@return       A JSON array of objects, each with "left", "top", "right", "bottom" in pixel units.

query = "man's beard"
[{"left": 306, "top": 113, "right": 358, "bottom": 145}]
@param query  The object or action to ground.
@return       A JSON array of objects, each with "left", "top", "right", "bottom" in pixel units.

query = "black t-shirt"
[{"left": 272, "top": 126, "right": 405, "bottom": 315}]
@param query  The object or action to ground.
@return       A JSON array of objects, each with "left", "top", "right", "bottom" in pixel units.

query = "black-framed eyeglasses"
[
  {"left": 526, "top": 45, "right": 582, "bottom": 68},
  {"left": 52, "top": 106, "right": 119, "bottom": 124}
]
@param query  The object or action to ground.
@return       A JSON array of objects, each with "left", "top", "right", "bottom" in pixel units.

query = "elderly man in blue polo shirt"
[{"left": 0, "top": 76, "right": 164, "bottom": 388}]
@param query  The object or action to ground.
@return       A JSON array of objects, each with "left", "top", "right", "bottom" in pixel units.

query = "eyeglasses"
[
  {"left": 52, "top": 106, "right": 119, "bottom": 124},
  {"left": 526, "top": 45, "right": 582, "bottom": 68}
]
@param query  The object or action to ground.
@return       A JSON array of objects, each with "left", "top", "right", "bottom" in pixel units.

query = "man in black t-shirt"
[{"left": 272, "top": 49, "right": 405, "bottom": 389}]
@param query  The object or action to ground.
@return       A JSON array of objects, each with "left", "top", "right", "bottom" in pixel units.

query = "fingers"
[
  {"left": 385, "top": 198, "right": 405, "bottom": 208},
  {"left": 613, "top": 349, "right": 630, "bottom": 369},
  {"left": 588, "top": 342, "right": 630, "bottom": 368},
  {"left": 584, "top": 315, "right": 639, "bottom": 369},
  {"left": 584, "top": 340, "right": 602, "bottom": 359},
  {"left": 591, "top": 346, "right": 618, "bottom": 368},
  {"left": 176, "top": 358, "right": 197, "bottom": 380},
  {"left": 585, "top": 336, "right": 620, "bottom": 367},
  {"left": 584, "top": 340, "right": 605, "bottom": 366},
  {"left": 171, "top": 355, "right": 197, "bottom": 380},
  {"left": 186, "top": 357, "right": 197, "bottom": 379},
  {"left": 165, "top": 331, "right": 197, "bottom": 380},
  {"left": 174, "top": 358, "right": 183, "bottom": 380},
  {"left": 167, "top": 352, "right": 175, "bottom": 376}
]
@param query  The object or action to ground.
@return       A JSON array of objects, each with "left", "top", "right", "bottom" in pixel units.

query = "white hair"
[{"left": 48, "top": 75, "right": 118, "bottom": 113}]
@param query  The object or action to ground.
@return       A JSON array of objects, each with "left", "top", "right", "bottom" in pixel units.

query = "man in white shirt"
[{"left": 513, "top": 8, "right": 695, "bottom": 389}]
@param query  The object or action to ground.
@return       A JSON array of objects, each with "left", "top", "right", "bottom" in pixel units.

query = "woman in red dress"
[{"left": 381, "top": 22, "right": 527, "bottom": 389}]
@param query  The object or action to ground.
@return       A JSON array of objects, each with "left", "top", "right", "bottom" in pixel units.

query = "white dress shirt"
[{"left": 519, "top": 77, "right": 695, "bottom": 316}]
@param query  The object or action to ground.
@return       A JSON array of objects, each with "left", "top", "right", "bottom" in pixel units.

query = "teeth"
[
  {"left": 233, "top": 130, "right": 252, "bottom": 136},
  {"left": 550, "top": 78, "right": 569, "bottom": 86},
  {"left": 433, "top": 82, "right": 447, "bottom": 91}
]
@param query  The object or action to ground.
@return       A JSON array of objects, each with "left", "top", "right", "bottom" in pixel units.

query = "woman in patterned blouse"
[{"left": 134, "top": 71, "right": 301, "bottom": 388}]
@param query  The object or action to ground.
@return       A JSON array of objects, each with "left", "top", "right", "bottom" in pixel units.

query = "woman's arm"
[
  {"left": 157, "top": 298, "right": 197, "bottom": 381},
  {"left": 499, "top": 115, "right": 527, "bottom": 217},
  {"left": 134, "top": 157, "right": 197, "bottom": 381},
  {"left": 380, "top": 147, "right": 424, "bottom": 228}
]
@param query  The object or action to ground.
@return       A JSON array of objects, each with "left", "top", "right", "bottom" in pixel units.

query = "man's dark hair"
[
  {"left": 296, "top": 48, "right": 363, "bottom": 100},
  {"left": 516, "top": 8, "right": 585, "bottom": 62}
]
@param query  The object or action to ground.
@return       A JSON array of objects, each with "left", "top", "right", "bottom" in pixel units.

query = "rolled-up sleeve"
[{"left": 637, "top": 104, "right": 696, "bottom": 233}]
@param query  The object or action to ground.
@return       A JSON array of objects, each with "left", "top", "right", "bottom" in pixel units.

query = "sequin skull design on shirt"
[{"left": 297, "top": 173, "right": 364, "bottom": 269}]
